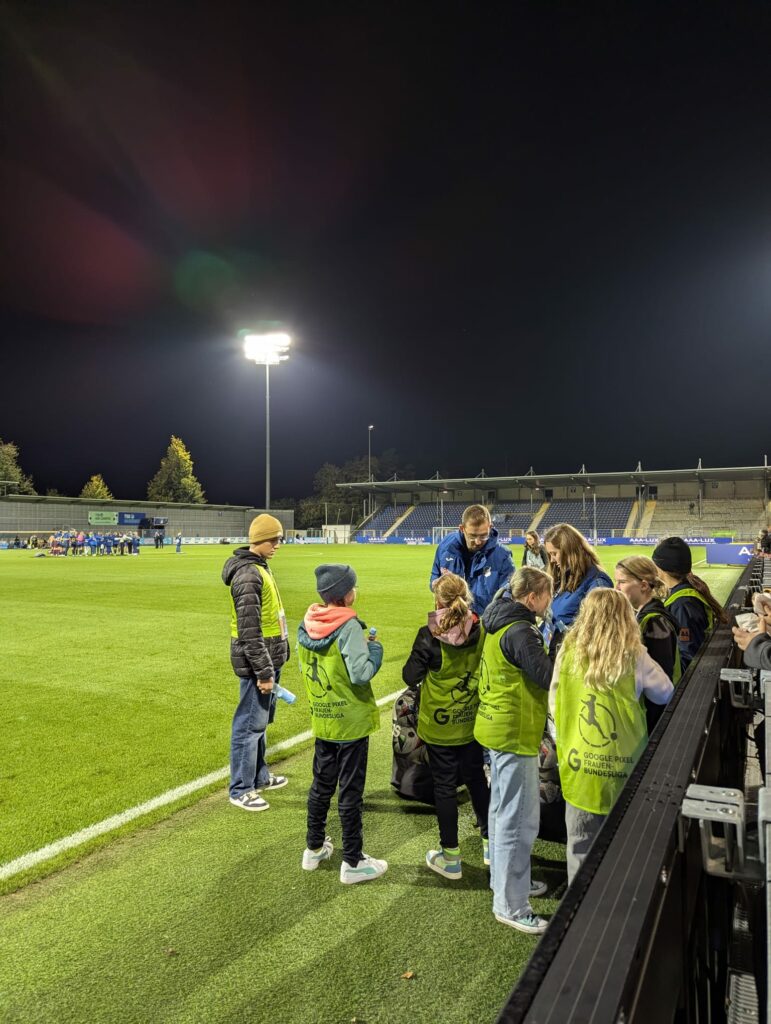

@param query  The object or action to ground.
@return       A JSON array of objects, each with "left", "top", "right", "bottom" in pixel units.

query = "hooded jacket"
[
  {"left": 222, "top": 547, "right": 289, "bottom": 680},
  {"left": 402, "top": 610, "right": 481, "bottom": 687},
  {"left": 429, "top": 528, "right": 514, "bottom": 614},
  {"left": 546, "top": 564, "right": 613, "bottom": 655},
  {"left": 481, "top": 590, "right": 553, "bottom": 691},
  {"left": 297, "top": 604, "right": 383, "bottom": 686}
]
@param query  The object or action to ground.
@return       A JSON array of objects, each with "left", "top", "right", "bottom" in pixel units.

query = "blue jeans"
[
  {"left": 229, "top": 672, "right": 279, "bottom": 798},
  {"left": 488, "top": 749, "right": 540, "bottom": 920}
]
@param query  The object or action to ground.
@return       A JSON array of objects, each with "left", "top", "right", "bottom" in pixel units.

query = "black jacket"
[
  {"left": 222, "top": 547, "right": 290, "bottom": 680},
  {"left": 402, "top": 618, "right": 482, "bottom": 687},
  {"left": 637, "top": 599, "right": 679, "bottom": 681},
  {"left": 481, "top": 591, "right": 552, "bottom": 691}
]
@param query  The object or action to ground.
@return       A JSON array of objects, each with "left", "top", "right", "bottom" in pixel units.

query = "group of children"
[{"left": 226, "top": 515, "right": 726, "bottom": 935}]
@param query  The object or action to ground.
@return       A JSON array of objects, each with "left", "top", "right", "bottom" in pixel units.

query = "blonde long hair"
[
  {"left": 543, "top": 523, "right": 601, "bottom": 593},
  {"left": 616, "top": 556, "right": 667, "bottom": 601},
  {"left": 562, "top": 589, "right": 643, "bottom": 692},
  {"left": 432, "top": 572, "right": 473, "bottom": 634}
]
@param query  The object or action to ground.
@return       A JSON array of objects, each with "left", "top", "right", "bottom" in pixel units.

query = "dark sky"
[{"left": 1, "top": 2, "right": 770, "bottom": 506}]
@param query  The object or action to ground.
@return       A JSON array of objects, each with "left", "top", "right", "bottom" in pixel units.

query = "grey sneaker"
[
  {"left": 495, "top": 911, "right": 548, "bottom": 935},
  {"left": 302, "top": 837, "right": 334, "bottom": 871},
  {"left": 258, "top": 774, "right": 288, "bottom": 791},
  {"left": 229, "top": 790, "right": 270, "bottom": 812},
  {"left": 530, "top": 878, "right": 548, "bottom": 897},
  {"left": 340, "top": 854, "right": 388, "bottom": 885}
]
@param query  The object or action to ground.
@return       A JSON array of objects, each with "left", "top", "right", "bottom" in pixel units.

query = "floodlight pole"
[{"left": 265, "top": 363, "right": 271, "bottom": 510}]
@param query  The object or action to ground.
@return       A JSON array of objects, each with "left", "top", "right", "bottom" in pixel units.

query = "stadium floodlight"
[{"left": 242, "top": 330, "right": 292, "bottom": 510}]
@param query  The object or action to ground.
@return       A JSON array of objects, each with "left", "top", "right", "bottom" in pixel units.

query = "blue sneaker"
[
  {"left": 495, "top": 911, "right": 548, "bottom": 935},
  {"left": 426, "top": 848, "right": 462, "bottom": 879}
]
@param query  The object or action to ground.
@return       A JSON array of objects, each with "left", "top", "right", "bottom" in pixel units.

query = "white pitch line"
[{"left": 0, "top": 689, "right": 403, "bottom": 882}]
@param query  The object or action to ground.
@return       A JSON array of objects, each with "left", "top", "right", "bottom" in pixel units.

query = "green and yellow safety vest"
[
  {"left": 554, "top": 647, "right": 647, "bottom": 815},
  {"left": 297, "top": 638, "right": 379, "bottom": 742},
  {"left": 417, "top": 634, "right": 484, "bottom": 746},
  {"left": 230, "top": 564, "right": 288, "bottom": 640},
  {"left": 638, "top": 610, "right": 682, "bottom": 684},
  {"left": 473, "top": 621, "right": 548, "bottom": 756},
  {"left": 663, "top": 587, "right": 715, "bottom": 632}
]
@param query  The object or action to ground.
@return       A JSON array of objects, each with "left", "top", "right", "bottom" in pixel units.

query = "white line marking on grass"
[{"left": 0, "top": 689, "right": 403, "bottom": 882}]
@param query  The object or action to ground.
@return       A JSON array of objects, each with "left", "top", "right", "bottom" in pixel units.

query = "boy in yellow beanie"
[{"left": 223, "top": 514, "right": 289, "bottom": 811}]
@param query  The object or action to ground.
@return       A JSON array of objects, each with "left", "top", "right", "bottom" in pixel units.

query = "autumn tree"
[
  {"left": 79, "top": 474, "right": 113, "bottom": 500},
  {"left": 147, "top": 436, "right": 206, "bottom": 504},
  {"left": 0, "top": 438, "right": 36, "bottom": 495}
]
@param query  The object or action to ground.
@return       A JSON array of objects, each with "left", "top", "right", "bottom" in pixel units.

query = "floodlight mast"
[{"left": 243, "top": 331, "right": 291, "bottom": 510}]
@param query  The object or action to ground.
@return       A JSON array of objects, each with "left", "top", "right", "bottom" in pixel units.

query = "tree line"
[{"left": 0, "top": 437, "right": 413, "bottom": 528}]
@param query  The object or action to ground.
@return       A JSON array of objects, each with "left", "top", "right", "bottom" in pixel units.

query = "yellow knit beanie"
[{"left": 249, "top": 514, "right": 284, "bottom": 544}]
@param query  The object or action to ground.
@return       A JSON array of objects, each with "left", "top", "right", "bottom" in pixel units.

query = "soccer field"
[{"left": 0, "top": 544, "right": 741, "bottom": 1024}]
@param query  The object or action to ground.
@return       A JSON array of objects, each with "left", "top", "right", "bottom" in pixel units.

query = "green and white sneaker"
[
  {"left": 495, "top": 911, "right": 548, "bottom": 935},
  {"left": 340, "top": 854, "right": 388, "bottom": 885},
  {"left": 302, "top": 836, "right": 334, "bottom": 871},
  {"left": 426, "top": 848, "right": 462, "bottom": 880},
  {"left": 229, "top": 790, "right": 269, "bottom": 812}
]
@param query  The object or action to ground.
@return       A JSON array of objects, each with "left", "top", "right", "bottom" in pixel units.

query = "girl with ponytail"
[{"left": 402, "top": 572, "right": 489, "bottom": 881}]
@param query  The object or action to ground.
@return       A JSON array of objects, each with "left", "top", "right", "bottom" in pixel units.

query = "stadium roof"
[{"left": 337, "top": 461, "right": 769, "bottom": 494}]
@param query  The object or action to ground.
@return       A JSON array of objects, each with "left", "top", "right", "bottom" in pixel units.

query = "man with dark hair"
[{"left": 429, "top": 503, "right": 514, "bottom": 615}]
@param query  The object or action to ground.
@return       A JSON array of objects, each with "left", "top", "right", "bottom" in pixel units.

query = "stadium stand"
[
  {"left": 648, "top": 498, "right": 768, "bottom": 540},
  {"left": 491, "top": 501, "right": 534, "bottom": 531},
  {"left": 394, "top": 502, "right": 470, "bottom": 536},
  {"left": 354, "top": 504, "right": 410, "bottom": 538},
  {"left": 536, "top": 498, "right": 634, "bottom": 535}
]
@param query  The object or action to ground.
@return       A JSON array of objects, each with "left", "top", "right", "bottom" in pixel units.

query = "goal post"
[{"left": 431, "top": 526, "right": 458, "bottom": 545}]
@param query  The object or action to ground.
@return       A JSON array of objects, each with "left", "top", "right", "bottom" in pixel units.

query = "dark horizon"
[{"left": 2, "top": 3, "right": 771, "bottom": 506}]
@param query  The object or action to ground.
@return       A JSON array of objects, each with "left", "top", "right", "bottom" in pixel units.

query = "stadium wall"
[{"left": 0, "top": 497, "right": 294, "bottom": 539}]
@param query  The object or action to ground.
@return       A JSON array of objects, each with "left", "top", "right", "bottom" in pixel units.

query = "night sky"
[{"left": 1, "top": 2, "right": 770, "bottom": 506}]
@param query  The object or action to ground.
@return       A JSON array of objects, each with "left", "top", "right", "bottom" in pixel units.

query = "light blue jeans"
[
  {"left": 229, "top": 673, "right": 279, "bottom": 798},
  {"left": 488, "top": 749, "right": 540, "bottom": 920}
]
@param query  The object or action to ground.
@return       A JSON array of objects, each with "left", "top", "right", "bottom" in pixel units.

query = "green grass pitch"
[{"left": 0, "top": 544, "right": 741, "bottom": 1024}]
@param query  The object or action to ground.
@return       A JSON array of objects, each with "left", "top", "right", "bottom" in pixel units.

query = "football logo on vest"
[
  {"left": 578, "top": 694, "right": 618, "bottom": 748},
  {"left": 304, "top": 654, "right": 332, "bottom": 699}
]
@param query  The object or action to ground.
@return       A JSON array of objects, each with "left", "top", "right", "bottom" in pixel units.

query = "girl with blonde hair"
[
  {"left": 542, "top": 523, "right": 612, "bottom": 658},
  {"left": 549, "top": 588, "right": 673, "bottom": 882},
  {"left": 615, "top": 556, "right": 680, "bottom": 732},
  {"left": 474, "top": 567, "right": 554, "bottom": 934},
  {"left": 402, "top": 572, "right": 488, "bottom": 881}
]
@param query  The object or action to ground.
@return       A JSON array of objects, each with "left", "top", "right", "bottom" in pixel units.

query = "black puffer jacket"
[{"left": 222, "top": 547, "right": 290, "bottom": 680}]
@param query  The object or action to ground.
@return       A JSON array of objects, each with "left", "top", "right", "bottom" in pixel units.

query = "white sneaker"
[
  {"left": 229, "top": 790, "right": 270, "bottom": 812},
  {"left": 340, "top": 853, "right": 388, "bottom": 885},
  {"left": 302, "top": 837, "right": 334, "bottom": 871}
]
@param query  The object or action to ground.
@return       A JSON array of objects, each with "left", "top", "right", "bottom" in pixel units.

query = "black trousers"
[
  {"left": 307, "top": 736, "right": 369, "bottom": 867},
  {"left": 426, "top": 739, "right": 490, "bottom": 849}
]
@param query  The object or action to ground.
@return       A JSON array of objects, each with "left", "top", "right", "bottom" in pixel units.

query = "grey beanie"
[
  {"left": 315, "top": 564, "right": 357, "bottom": 601},
  {"left": 652, "top": 537, "right": 692, "bottom": 575}
]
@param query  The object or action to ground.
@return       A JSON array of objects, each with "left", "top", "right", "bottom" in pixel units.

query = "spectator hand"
[
  {"left": 752, "top": 592, "right": 771, "bottom": 632},
  {"left": 257, "top": 678, "right": 274, "bottom": 693},
  {"left": 732, "top": 627, "right": 756, "bottom": 652}
]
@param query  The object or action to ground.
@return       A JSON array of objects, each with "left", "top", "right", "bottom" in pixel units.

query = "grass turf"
[
  {"left": 0, "top": 544, "right": 738, "bottom": 879},
  {"left": 0, "top": 544, "right": 742, "bottom": 1023},
  {"left": 0, "top": 700, "right": 568, "bottom": 1024}
]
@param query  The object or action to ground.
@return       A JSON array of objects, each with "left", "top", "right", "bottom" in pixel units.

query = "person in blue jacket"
[
  {"left": 542, "top": 523, "right": 612, "bottom": 658},
  {"left": 429, "top": 504, "right": 514, "bottom": 615}
]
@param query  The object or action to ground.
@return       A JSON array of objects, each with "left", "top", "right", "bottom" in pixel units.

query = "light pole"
[
  {"left": 243, "top": 330, "right": 291, "bottom": 510},
  {"left": 367, "top": 424, "right": 374, "bottom": 518}
]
